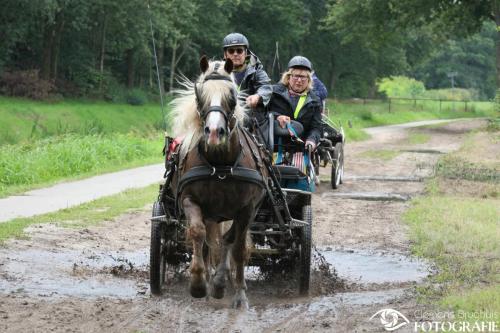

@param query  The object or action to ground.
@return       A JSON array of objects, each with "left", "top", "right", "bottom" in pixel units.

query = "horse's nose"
[{"left": 205, "top": 124, "right": 225, "bottom": 145}]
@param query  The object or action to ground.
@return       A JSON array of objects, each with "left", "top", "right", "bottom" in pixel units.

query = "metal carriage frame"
[{"left": 313, "top": 115, "right": 346, "bottom": 189}]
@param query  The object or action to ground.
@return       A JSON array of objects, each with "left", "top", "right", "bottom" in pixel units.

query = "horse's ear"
[
  {"left": 200, "top": 55, "right": 209, "bottom": 73},
  {"left": 224, "top": 58, "right": 233, "bottom": 74}
]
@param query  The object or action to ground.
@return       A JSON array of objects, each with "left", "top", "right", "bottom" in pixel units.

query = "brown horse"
[{"left": 169, "top": 56, "right": 268, "bottom": 309}]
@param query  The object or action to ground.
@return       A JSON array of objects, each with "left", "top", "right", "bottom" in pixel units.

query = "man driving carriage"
[{"left": 222, "top": 33, "right": 272, "bottom": 125}]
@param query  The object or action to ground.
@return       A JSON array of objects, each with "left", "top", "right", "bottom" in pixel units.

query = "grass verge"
[
  {"left": 326, "top": 99, "right": 496, "bottom": 142},
  {"left": 0, "top": 133, "right": 163, "bottom": 197},
  {"left": 0, "top": 184, "right": 158, "bottom": 244},
  {"left": 403, "top": 127, "right": 500, "bottom": 323},
  {"left": 0, "top": 96, "right": 168, "bottom": 145}
]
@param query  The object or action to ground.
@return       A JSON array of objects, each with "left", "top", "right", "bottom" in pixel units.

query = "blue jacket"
[{"left": 312, "top": 73, "right": 328, "bottom": 103}]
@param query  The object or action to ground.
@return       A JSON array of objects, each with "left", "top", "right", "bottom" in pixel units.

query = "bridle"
[{"left": 194, "top": 65, "right": 238, "bottom": 132}]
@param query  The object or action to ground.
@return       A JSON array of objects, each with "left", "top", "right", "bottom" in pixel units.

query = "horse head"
[{"left": 195, "top": 56, "right": 240, "bottom": 147}]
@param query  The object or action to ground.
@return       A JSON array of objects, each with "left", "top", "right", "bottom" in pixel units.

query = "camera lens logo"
[{"left": 370, "top": 308, "right": 410, "bottom": 331}]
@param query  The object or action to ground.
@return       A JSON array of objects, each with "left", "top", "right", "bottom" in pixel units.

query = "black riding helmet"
[
  {"left": 287, "top": 56, "right": 312, "bottom": 71},
  {"left": 222, "top": 33, "right": 249, "bottom": 49}
]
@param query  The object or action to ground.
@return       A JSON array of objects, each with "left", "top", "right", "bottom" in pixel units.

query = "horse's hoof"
[
  {"left": 211, "top": 273, "right": 226, "bottom": 299},
  {"left": 190, "top": 276, "right": 207, "bottom": 298},
  {"left": 211, "top": 285, "right": 225, "bottom": 299},
  {"left": 231, "top": 296, "right": 249, "bottom": 310},
  {"left": 190, "top": 283, "right": 207, "bottom": 298}
]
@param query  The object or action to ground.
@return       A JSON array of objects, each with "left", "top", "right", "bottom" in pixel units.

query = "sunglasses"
[
  {"left": 290, "top": 74, "right": 308, "bottom": 81},
  {"left": 226, "top": 48, "right": 245, "bottom": 55}
]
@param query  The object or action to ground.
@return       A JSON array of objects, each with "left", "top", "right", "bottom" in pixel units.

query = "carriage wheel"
[
  {"left": 336, "top": 142, "right": 344, "bottom": 184},
  {"left": 150, "top": 201, "right": 167, "bottom": 295},
  {"left": 299, "top": 205, "right": 312, "bottom": 295},
  {"left": 331, "top": 143, "right": 344, "bottom": 189}
]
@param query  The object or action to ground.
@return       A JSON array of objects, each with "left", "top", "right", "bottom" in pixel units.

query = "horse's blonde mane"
[{"left": 169, "top": 60, "right": 247, "bottom": 154}]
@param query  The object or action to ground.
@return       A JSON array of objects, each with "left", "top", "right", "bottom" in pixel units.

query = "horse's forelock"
[{"left": 170, "top": 59, "right": 246, "bottom": 144}]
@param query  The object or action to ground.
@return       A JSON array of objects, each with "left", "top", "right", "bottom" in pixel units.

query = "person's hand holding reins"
[
  {"left": 305, "top": 140, "right": 316, "bottom": 151},
  {"left": 277, "top": 115, "right": 290, "bottom": 128},
  {"left": 246, "top": 94, "right": 261, "bottom": 108}
]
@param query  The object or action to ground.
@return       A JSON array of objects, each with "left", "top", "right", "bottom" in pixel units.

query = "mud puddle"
[
  {"left": 318, "top": 248, "right": 431, "bottom": 285},
  {"left": 0, "top": 248, "right": 149, "bottom": 298},
  {"left": 0, "top": 245, "right": 429, "bottom": 301}
]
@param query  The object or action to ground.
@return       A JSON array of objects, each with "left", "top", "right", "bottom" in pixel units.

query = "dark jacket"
[
  {"left": 234, "top": 53, "right": 272, "bottom": 124},
  {"left": 268, "top": 83, "right": 322, "bottom": 145},
  {"left": 312, "top": 73, "right": 328, "bottom": 103}
]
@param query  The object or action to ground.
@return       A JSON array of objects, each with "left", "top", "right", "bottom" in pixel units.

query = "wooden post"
[{"left": 439, "top": 99, "right": 442, "bottom": 112}]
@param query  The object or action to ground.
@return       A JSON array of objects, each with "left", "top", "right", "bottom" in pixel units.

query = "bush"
[
  {"left": 0, "top": 70, "right": 54, "bottom": 99},
  {"left": 377, "top": 76, "right": 426, "bottom": 98},
  {"left": 423, "top": 88, "right": 478, "bottom": 101},
  {"left": 103, "top": 77, "right": 127, "bottom": 103},
  {"left": 126, "top": 89, "right": 148, "bottom": 105}
]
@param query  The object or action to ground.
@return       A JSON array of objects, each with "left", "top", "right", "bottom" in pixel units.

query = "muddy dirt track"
[{"left": 0, "top": 119, "right": 485, "bottom": 333}]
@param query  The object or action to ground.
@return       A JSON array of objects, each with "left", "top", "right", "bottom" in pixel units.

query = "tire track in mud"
[{"left": 0, "top": 119, "right": 486, "bottom": 332}]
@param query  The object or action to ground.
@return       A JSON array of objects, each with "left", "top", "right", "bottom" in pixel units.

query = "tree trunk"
[
  {"left": 149, "top": 58, "right": 153, "bottom": 89},
  {"left": 126, "top": 49, "right": 135, "bottom": 89},
  {"left": 493, "top": 1, "right": 500, "bottom": 89},
  {"left": 169, "top": 39, "right": 178, "bottom": 93},
  {"left": 329, "top": 52, "right": 337, "bottom": 97},
  {"left": 41, "top": 25, "right": 55, "bottom": 80},
  {"left": 50, "top": 12, "right": 65, "bottom": 81},
  {"left": 98, "top": 14, "right": 107, "bottom": 92}
]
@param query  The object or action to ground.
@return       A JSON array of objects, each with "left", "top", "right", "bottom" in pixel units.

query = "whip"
[{"left": 147, "top": 2, "right": 167, "bottom": 131}]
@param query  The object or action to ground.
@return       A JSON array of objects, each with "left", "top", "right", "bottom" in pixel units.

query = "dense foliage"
[{"left": 0, "top": 0, "right": 497, "bottom": 99}]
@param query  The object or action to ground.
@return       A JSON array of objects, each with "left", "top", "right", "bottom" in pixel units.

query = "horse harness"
[
  {"left": 175, "top": 125, "right": 267, "bottom": 192},
  {"left": 164, "top": 67, "right": 291, "bottom": 226},
  {"left": 175, "top": 68, "right": 269, "bottom": 203}
]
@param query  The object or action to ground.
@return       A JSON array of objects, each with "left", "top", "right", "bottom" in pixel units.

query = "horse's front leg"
[
  {"left": 183, "top": 196, "right": 207, "bottom": 298},
  {"left": 211, "top": 221, "right": 235, "bottom": 299},
  {"left": 231, "top": 207, "right": 253, "bottom": 309}
]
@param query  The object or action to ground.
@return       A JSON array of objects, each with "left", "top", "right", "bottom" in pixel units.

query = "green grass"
[
  {"left": 0, "top": 133, "right": 163, "bottom": 197},
  {"left": 435, "top": 156, "right": 500, "bottom": 183},
  {"left": 326, "top": 99, "right": 497, "bottom": 141},
  {"left": 407, "top": 132, "right": 431, "bottom": 144},
  {"left": 0, "top": 96, "right": 169, "bottom": 145},
  {"left": 440, "top": 285, "right": 500, "bottom": 324},
  {"left": 0, "top": 184, "right": 158, "bottom": 243},
  {"left": 403, "top": 128, "right": 500, "bottom": 322},
  {"left": 360, "top": 149, "right": 400, "bottom": 161}
]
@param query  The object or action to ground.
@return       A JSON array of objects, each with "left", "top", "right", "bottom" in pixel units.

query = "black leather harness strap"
[{"left": 177, "top": 165, "right": 266, "bottom": 195}]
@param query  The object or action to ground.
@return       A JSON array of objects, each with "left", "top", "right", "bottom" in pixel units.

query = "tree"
[
  {"left": 412, "top": 22, "right": 496, "bottom": 99},
  {"left": 320, "top": 0, "right": 417, "bottom": 97},
  {"left": 389, "top": 0, "right": 500, "bottom": 89}
]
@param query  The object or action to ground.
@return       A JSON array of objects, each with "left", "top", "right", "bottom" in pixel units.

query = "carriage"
[
  {"left": 150, "top": 117, "right": 315, "bottom": 297},
  {"left": 313, "top": 115, "right": 345, "bottom": 189},
  {"left": 149, "top": 57, "right": 315, "bottom": 307}
]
